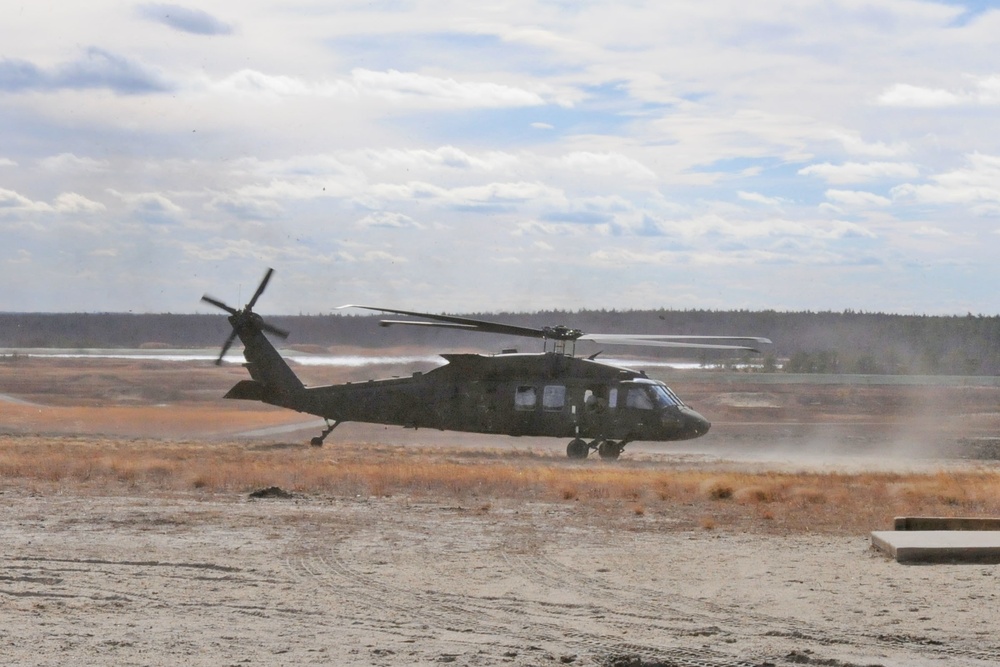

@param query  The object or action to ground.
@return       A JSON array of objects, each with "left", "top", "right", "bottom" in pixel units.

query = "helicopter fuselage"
[{"left": 230, "top": 351, "right": 711, "bottom": 445}]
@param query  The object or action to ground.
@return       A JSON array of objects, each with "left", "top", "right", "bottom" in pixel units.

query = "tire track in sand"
[
  {"left": 504, "top": 550, "right": 1000, "bottom": 664},
  {"left": 283, "top": 540, "right": 765, "bottom": 667}
]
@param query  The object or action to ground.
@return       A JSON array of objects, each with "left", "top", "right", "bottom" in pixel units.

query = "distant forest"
[{"left": 2, "top": 309, "right": 1000, "bottom": 376}]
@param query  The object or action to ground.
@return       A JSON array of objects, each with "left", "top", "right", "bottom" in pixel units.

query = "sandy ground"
[
  {"left": 3, "top": 357, "right": 1000, "bottom": 666},
  {"left": 5, "top": 489, "right": 1000, "bottom": 666}
]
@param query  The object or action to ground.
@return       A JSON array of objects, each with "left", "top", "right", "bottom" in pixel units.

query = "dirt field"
[{"left": 4, "top": 356, "right": 1000, "bottom": 666}]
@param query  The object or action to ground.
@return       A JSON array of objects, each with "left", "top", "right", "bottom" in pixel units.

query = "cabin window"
[
  {"left": 514, "top": 386, "right": 537, "bottom": 410},
  {"left": 608, "top": 388, "right": 618, "bottom": 409},
  {"left": 584, "top": 386, "right": 609, "bottom": 411},
  {"left": 542, "top": 385, "right": 566, "bottom": 411},
  {"left": 625, "top": 387, "right": 655, "bottom": 410}
]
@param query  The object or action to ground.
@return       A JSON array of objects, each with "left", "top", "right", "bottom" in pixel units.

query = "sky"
[{"left": 3, "top": 1, "right": 1000, "bottom": 316}]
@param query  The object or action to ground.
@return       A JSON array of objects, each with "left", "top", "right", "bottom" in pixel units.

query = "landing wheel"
[
  {"left": 310, "top": 419, "right": 341, "bottom": 447},
  {"left": 566, "top": 438, "right": 589, "bottom": 459},
  {"left": 598, "top": 440, "right": 623, "bottom": 460}
]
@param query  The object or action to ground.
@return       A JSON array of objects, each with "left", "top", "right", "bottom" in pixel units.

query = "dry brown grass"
[
  {"left": 0, "top": 402, "right": 301, "bottom": 437},
  {"left": 4, "top": 434, "right": 1000, "bottom": 535}
]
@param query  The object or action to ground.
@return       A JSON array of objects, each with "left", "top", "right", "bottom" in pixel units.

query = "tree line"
[{"left": 1, "top": 309, "right": 999, "bottom": 376}]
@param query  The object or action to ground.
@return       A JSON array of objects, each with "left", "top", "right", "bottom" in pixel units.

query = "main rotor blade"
[
  {"left": 602, "top": 338, "right": 760, "bottom": 353},
  {"left": 246, "top": 267, "right": 274, "bottom": 310},
  {"left": 260, "top": 320, "right": 290, "bottom": 339},
  {"left": 338, "top": 305, "right": 557, "bottom": 340},
  {"left": 201, "top": 295, "right": 238, "bottom": 315},
  {"left": 583, "top": 334, "right": 772, "bottom": 345},
  {"left": 582, "top": 333, "right": 768, "bottom": 352},
  {"left": 377, "top": 320, "right": 479, "bottom": 331},
  {"left": 216, "top": 330, "right": 239, "bottom": 365},
  {"left": 340, "top": 305, "right": 771, "bottom": 349}
]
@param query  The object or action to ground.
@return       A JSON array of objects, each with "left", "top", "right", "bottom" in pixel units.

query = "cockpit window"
[
  {"left": 625, "top": 387, "right": 654, "bottom": 410},
  {"left": 622, "top": 382, "right": 684, "bottom": 410},
  {"left": 650, "top": 384, "right": 683, "bottom": 407}
]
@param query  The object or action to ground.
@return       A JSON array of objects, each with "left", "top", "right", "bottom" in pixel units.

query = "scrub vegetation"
[{"left": 4, "top": 435, "right": 1000, "bottom": 535}]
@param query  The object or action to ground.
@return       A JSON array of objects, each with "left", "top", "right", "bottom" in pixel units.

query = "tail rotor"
[{"left": 201, "top": 268, "right": 290, "bottom": 365}]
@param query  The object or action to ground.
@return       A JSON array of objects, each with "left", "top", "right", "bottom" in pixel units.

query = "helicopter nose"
[
  {"left": 671, "top": 406, "right": 710, "bottom": 439},
  {"left": 687, "top": 408, "right": 711, "bottom": 437}
]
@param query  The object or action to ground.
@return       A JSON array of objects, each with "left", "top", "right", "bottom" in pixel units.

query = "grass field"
[
  {"left": 4, "top": 434, "right": 1000, "bottom": 536},
  {"left": 3, "top": 355, "right": 1000, "bottom": 536}
]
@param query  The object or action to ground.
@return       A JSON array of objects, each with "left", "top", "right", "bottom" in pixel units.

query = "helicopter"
[{"left": 202, "top": 269, "right": 771, "bottom": 460}]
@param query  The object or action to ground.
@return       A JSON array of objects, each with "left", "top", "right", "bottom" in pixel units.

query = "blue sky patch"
[{"left": 938, "top": 0, "right": 995, "bottom": 26}]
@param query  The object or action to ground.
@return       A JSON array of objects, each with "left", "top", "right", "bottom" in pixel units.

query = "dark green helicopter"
[{"left": 203, "top": 269, "right": 770, "bottom": 460}]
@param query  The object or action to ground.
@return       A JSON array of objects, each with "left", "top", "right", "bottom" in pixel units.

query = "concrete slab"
[{"left": 872, "top": 530, "right": 1000, "bottom": 564}]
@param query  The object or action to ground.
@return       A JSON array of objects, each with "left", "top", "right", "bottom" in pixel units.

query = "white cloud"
[
  {"left": 368, "top": 180, "right": 566, "bottom": 208},
  {"left": 360, "top": 250, "right": 407, "bottom": 263},
  {"left": 181, "top": 238, "right": 327, "bottom": 265},
  {"left": 230, "top": 177, "right": 354, "bottom": 203},
  {"left": 877, "top": 75, "right": 1000, "bottom": 108},
  {"left": 356, "top": 211, "right": 424, "bottom": 229},
  {"left": 53, "top": 192, "right": 106, "bottom": 212},
  {"left": 553, "top": 152, "right": 657, "bottom": 181},
  {"left": 824, "top": 189, "right": 891, "bottom": 208},
  {"left": 738, "top": 191, "right": 787, "bottom": 207},
  {"left": 211, "top": 70, "right": 356, "bottom": 99},
  {"left": 829, "top": 131, "right": 908, "bottom": 158},
  {"left": 891, "top": 154, "right": 1000, "bottom": 217},
  {"left": 210, "top": 68, "right": 556, "bottom": 110},
  {"left": 38, "top": 153, "right": 109, "bottom": 172},
  {"left": 911, "top": 225, "right": 950, "bottom": 237},
  {"left": 587, "top": 246, "right": 863, "bottom": 269},
  {"left": 7, "top": 249, "right": 31, "bottom": 264},
  {"left": 206, "top": 193, "right": 284, "bottom": 221},
  {"left": 0, "top": 188, "right": 52, "bottom": 213},
  {"left": 650, "top": 108, "right": 827, "bottom": 170},
  {"left": 347, "top": 146, "right": 518, "bottom": 174},
  {"left": 227, "top": 155, "right": 366, "bottom": 184},
  {"left": 635, "top": 213, "right": 876, "bottom": 242},
  {"left": 799, "top": 161, "right": 920, "bottom": 184},
  {"left": 0, "top": 188, "right": 104, "bottom": 218},
  {"left": 352, "top": 68, "right": 554, "bottom": 108},
  {"left": 109, "top": 190, "right": 184, "bottom": 223},
  {"left": 877, "top": 84, "right": 962, "bottom": 108}
]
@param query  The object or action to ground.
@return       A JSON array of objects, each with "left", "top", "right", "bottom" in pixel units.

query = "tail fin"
[
  {"left": 202, "top": 268, "right": 304, "bottom": 400},
  {"left": 230, "top": 316, "right": 304, "bottom": 395}
]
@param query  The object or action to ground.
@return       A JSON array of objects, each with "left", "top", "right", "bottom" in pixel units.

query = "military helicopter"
[{"left": 202, "top": 269, "right": 771, "bottom": 459}]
